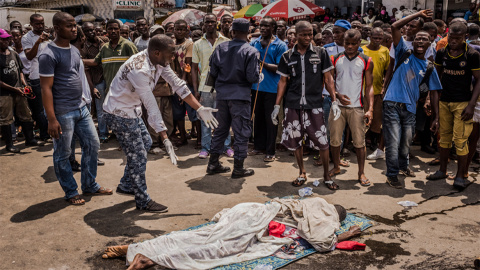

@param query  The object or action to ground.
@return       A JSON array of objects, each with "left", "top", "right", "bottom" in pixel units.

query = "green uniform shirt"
[{"left": 94, "top": 37, "right": 138, "bottom": 92}]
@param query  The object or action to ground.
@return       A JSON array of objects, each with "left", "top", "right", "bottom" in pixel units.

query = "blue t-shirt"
[
  {"left": 39, "top": 43, "right": 83, "bottom": 115},
  {"left": 464, "top": 10, "right": 473, "bottom": 21},
  {"left": 384, "top": 38, "right": 442, "bottom": 114},
  {"left": 251, "top": 36, "right": 288, "bottom": 93}
]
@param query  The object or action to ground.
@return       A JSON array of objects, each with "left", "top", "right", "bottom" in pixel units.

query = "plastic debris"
[
  {"left": 253, "top": 265, "right": 273, "bottom": 270},
  {"left": 397, "top": 201, "right": 418, "bottom": 207},
  {"left": 298, "top": 187, "right": 313, "bottom": 197},
  {"left": 148, "top": 147, "right": 165, "bottom": 155},
  {"left": 313, "top": 180, "right": 320, "bottom": 187}
]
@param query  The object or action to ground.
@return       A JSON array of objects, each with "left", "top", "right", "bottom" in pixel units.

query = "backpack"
[{"left": 385, "top": 49, "right": 434, "bottom": 99}]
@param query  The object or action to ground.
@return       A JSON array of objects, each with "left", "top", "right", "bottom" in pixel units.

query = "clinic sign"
[{"left": 114, "top": 0, "right": 143, "bottom": 10}]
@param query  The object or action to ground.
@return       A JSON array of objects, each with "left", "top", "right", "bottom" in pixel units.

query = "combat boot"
[
  {"left": 1, "top": 125, "right": 19, "bottom": 153},
  {"left": 206, "top": 153, "right": 231, "bottom": 175},
  {"left": 231, "top": 159, "right": 254, "bottom": 178}
]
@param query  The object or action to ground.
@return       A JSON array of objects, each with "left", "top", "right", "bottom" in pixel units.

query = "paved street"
[{"left": 1, "top": 137, "right": 479, "bottom": 270}]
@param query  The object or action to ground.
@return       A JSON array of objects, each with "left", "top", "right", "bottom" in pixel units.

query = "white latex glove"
[
  {"left": 197, "top": 106, "right": 219, "bottom": 129},
  {"left": 271, "top": 105, "right": 280, "bottom": 125},
  {"left": 163, "top": 139, "right": 178, "bottom": 165},
  {"left": 259, "top": 73, "right": 264, "bottom": 83},
  {"left": 331, "top": 100, "right": 341, "bottom": 121}
]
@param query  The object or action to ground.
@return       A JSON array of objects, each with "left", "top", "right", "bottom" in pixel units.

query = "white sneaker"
[{"left": 367, "top": 149, "right": 385, "bottom": 160}]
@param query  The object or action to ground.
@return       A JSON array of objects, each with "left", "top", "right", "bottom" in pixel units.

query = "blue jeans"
[
  {"left": 70, "top": 104, "right": 91, "bottom": 162},
  {"left": 199, "top": 92, "right": 231, "bottom": 152},
  {"left": 383, "top": 101, "right": 416, "bottom": 177},
  {"left": 28, "top": 79, "right": 49, "bottom": 139},
  {"left": 53, "top": 105, "right": 100, "bottom": 199},
  {"left": 94, "top": 80, "right": 108, "bottom": 139},
  {"left": 104, "top": 113, "right": 152, "bottom": 208},
  {"left": 323, "top": 95, "right": 332, "bottom": 141}
]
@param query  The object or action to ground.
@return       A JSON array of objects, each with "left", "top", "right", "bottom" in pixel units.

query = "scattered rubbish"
[
  {"left": 397, "top": 201, "right": 418, "bottom": 207},
  {"left": 313, "top": 180, "right": 320, "bottom": 187},
  {"left": 253, "top": 264, "right": 273, "bottom": 270},
  {"left": 148, "top": 147, "right": 165, "bottom": 155},
  {"left": 298, "top": 187, "right": 313, "bottom": 197}
]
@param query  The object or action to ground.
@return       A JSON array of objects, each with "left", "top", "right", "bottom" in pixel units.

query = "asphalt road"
[{"left": 1, "top": 136, "right": 479, "bottom": 270}]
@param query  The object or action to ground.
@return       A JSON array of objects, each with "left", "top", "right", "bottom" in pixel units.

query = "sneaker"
[
  {"left": 400, "top": 167, "right": 416, "bottom": 177},
  {"left": 367, "top": 149, "right": 385, "bottom": 160},
  {"left": 198, "top": 150, "right": 209, "bottom": 159},
  {"left": 386, "top": 176, "right": 402, "bottom": 189},
  {"left": 139, "top": 200, "right": 168, "bottom": 213},
  {"left": 225, "top": 148, "right": 234, "bottom": 158},
  {"left": 97, "top": 159, "right": 105, "bottom": 166},
  {"left": 116, "top": 187, "right": 134, "bottom": 196}
]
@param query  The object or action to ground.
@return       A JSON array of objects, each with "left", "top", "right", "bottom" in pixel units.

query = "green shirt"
[{"left": 94, "top": 37, "right": 138, "bottom": 91}]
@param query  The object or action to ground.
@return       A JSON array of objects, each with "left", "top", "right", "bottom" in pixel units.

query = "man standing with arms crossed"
[
  {"left": 192, "top": 14, "right": 231, "bottom": 159},
  {"left": 22, "top": 14, "right": 50, "bottom": 142},
  {"left": 428, "top": 22, "right": 480, "bottom": 190}
]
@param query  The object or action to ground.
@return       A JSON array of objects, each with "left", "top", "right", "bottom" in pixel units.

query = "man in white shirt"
[
  {"left": 22, "top": 14, "right": 50, "bottom": 142},
  {"left": 133, "top": 16, "right": 149, "bottom": 51},
  {"left": 103, "top": 35, "right": 218, "bottom": 213}
]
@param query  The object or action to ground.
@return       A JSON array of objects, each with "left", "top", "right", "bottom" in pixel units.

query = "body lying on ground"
[{"left": 102, "top": 197, "right": 362, "bottom": 270}]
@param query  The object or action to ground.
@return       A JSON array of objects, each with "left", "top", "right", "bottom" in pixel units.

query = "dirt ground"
[{"left": 1, "top": 135, "right": 479, "bottom": 270}]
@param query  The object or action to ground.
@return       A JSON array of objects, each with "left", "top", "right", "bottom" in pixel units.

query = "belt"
[{"left": 385, "top": 101, "right": 406, "bottom": 108}]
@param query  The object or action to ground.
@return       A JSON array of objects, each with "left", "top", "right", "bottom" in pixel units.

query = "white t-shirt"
[
  {"left": 389, "top": 38, "right": 434, "bottom": 60},
  {"left": 19, "top": 51, "right": 31, "bottom": 75},
  {"left": 134, "top": 37, "right": 150, "bottom": 52},
  {"left": 21, "top": 31, "right": 49, "bottom": 80},
  {"left": 323, "top": 43, "right": 345, "bottom": 95}
]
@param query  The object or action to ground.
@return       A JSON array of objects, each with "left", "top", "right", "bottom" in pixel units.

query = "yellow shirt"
[
  {"left": 361, "top": 45, "right": 390, "bottom": 95},
  {"left": 192, "top": 32, "right": 230, "bottom": 93}
]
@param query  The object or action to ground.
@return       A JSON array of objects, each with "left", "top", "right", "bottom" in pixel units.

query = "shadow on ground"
[
  {"left": 186, "top": 175, "right": 245, "bottom": 195},
  {"left": 10, "top": 197, "right": 79, "bottom": 223},
  {"left": 83, "top": 201, "right": 201, "bottom": 237}
]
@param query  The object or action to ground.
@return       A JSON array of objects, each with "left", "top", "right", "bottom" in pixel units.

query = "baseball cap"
[
  {"left": 0, "top": 28, "right": 12, "bottom": 39},
  {"left": 149, "top": 24, "right": 165, "bottom": 36},
  {"left": 334, "top": 20, "right": 351, "bottom": 30},
  {"left": 232, "top": 18, "right": 249, "bottom": 32}
]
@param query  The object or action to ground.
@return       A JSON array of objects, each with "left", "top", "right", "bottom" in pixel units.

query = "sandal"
[
  {"left": 313, "top": 159, "right": 322, "bottom": 167},
  {"left": 339, "top": 159, "right": 350, "bottom": 167},
  {"left": 426, "top": 170, "right": 447, "bottom": 181},
  {"left": 448, "top": 173, "right": 468, "bottom": 180},
  {"left": 358, "top": 178, "right": 371, "bottom": 187},
  {"left": 324, "top": 180, "right": 339, "bottom": 190},
  {"left": 453, "top": 177, "right": 466, "bottom": 190},
  {"left": 84, "top": 187, "right": 113, "bottom": 196},
  {"left": 264, "top": 155, "right": 276, "bottom": 162},
  {"left": 248, "top": 149, "right": 265, "bottom": 156},
  {"left": 292, "top": 176, "right": 307, "bottom": 187},
  {"left": 67, "top": 195, "right": 85, "bottom": 205}
]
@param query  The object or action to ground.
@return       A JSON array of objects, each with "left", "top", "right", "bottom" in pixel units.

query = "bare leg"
[
  {"left": 329, "top": 146, "right": 341, "bottom": 176},
  {"left": 378, "top": 130, "right": 384, "bottom": 150},
  {"left": 456, "top": 154, "right": 469, "bottom": 180},
  {"left": 127, "top": 254, "right": 156, "bottom": 270},
  {"left": 319, "top": 149, "right": 330, "bottom": 180},
  {"left": 102, "top": 245, "right": 129, "bottom": 259},
  {"left": 356, "top": 147, "right": 367, "bottom": 180},
  {"left": 294, "top": 147, "right": 305, "bottom": 178},
  {"left": 465, "top": 123, "right": 480, "bottom": 175},
  {"left": 195, "top": 120, "right": 202, "bottom": 147},
  {"left": 439, "top": 147, "right": 450, "bottom": 174}
]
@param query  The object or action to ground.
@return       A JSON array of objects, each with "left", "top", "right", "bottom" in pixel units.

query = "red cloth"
[
  {"left": 268, "top": 221, "right": 286, "bottom": 238},
  {"left": 336, "top": 241, "right": 366, "bottom": 250}
]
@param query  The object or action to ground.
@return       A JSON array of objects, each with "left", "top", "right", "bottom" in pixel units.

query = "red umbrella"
[{"left": 253, "top": 0, "right": 324, "bottom": 21}]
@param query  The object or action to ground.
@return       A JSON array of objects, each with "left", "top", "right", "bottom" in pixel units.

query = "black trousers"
[{"left": 252, "top": 90, "right": 277, "bottom": 156}]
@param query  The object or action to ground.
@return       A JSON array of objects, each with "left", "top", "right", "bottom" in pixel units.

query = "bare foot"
[
  {"left": 127, "top": 254, "right": 156, "bottom": 270},
  {"left": 328, "top": 168, "right": 341, "bottom": 177},
  {"left": 102, "top": 245, "right": 128, "bottom": 259}
]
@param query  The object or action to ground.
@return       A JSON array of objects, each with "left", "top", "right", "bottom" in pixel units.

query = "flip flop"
[
  {"left": 339, "top": 159, "right": 350, "bottom": 167},
  {"left": 328, "top": 169, "right": 341, "bottom": 177},
  {"left": 453, "top": 177, "right": 466, "bottom": 190},
  {"left": 426, "top": 170, "right": 448, "bottom": 181},
  {"left": 324, "top": 180, "right": 339, "bottom": 190},
  {"left": 358, "top": 178, "right": 371, "bottom": 186},
  {"left": 67, "top": 195, "right": 85, "bottom": 206},
  {"left": 248, "top": 150, "right": 265, "bottom": 156},
  {"left": 83, "top": 187, "right": 113, "bottom": 196},
  {"left": 292, "top": 176, "right": 307, "bottom": 187}
]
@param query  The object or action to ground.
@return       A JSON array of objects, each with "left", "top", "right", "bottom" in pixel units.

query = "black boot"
[
  {"left": 231, "top": 159, "right": 254, "bottom": 179},
  {"left": 206, "top": 153, "right": 231, "bottom": 175},
  {"left": 22, "top": 122, "right": 43, "bottom": 146},
  {"left": 1, "top": 125, "right": 20, "bottom": 153}
]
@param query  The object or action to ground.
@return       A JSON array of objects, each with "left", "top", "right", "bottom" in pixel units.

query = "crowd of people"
[{"left": 1, "top": 5, "right": 480, "bottom": 212}]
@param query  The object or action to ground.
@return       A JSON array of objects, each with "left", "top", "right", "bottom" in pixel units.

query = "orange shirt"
[{"left": 436, "top": 35, "right": 448, "bottom": 51}]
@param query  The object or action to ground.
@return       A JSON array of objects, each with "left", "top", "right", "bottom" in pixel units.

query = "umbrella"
[
  {"left": 234, "top": 4, "right": 266, "bottom": 19},
  {"left": 253, "top": 0, "right": 324, "bottom": 21},
  {"left": 162, "top": 9, "right": 206, "bottom": 26},
  {"left": 213, "top": 6, "right": 233, "bottom": 20},
  {"left": 74, "top": 13, "right": 103, "bottom": 24}
]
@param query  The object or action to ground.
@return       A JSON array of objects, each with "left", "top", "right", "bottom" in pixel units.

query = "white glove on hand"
[
  {"left": 271, "top": 105, "right": 280, "bottom": 125},
  {"left": 197, "top": 106, "right": 219, "bottom": 129},
  {"left": 163, "top": 139, "right": 178, "bottom": 165},
  {"left": 259, "top": 73, "right": 264, "bottom": 83},
  {"left": 331, "top": 100, "right": 341, "bottom": 121}
]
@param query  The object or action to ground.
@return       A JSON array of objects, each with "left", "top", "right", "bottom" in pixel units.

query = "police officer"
[{"left": 206, "top": 18, "right": 260, "bottom": 178}]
